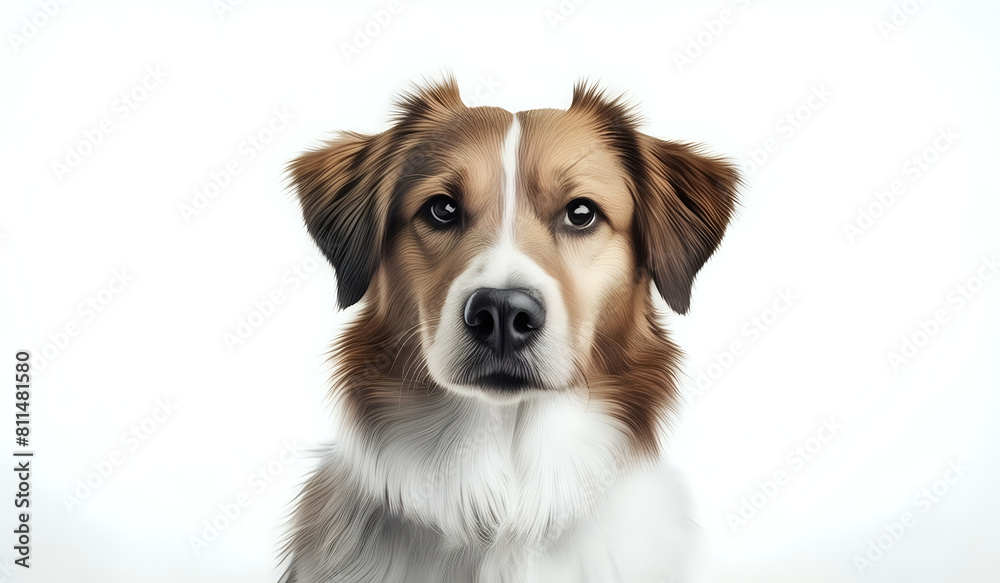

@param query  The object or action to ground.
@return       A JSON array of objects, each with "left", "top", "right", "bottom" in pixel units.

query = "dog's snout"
[{"left": 464, "top": 288, "right": 545, "bottom": 353}]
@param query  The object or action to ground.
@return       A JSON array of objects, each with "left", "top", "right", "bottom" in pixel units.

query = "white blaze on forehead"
[
  {"left": 500, "top": 114, "right": 521, "bottom": 247},
  {"left": 423, "top": 112, "right": 575, "bottom": 398}
]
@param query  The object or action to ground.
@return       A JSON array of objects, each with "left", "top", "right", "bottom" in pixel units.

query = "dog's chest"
[
  {"left": 373, "top": 393, "right": 632, "bottom": 543},
  {"left": 347, "top": 394, "right": 695, "bottom": 581},
  {"left": 373, "top": 459, "right": 697, "bottom": 583}
]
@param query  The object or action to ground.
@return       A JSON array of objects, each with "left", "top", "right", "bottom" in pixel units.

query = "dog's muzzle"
[{"left": 462, "top": 288, "right": 546, "bottom": 391}]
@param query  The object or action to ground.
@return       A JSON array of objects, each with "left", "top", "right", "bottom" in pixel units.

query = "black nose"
[{"left": 464, "top": 288, "right": 545, "bottom": 354}]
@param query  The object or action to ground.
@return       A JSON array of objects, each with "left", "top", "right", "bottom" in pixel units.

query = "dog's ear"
[
  {"left": 288, "top": 78, "right": 464, "bottom": 309},
  {"left": 568, "top": 82, "right": 739, "bottom": 314},
  {"left": 632, "top": 136, "right": 740, "bottom": 314},
  {"left": 288, "top": 132, "right": 391, "bottom": 309}
]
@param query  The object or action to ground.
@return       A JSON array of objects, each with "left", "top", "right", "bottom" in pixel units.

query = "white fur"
[
  {"left": 423, "top": 245, "right": 576, "bottom": 400},
  {"left": 282, "top": 112, "right": 695, "bottom": 583},
  {"left": 424, "top": 114, "right": 574, "bottom": 400},
  {"left": 500, "top": 114, "right": 521, "bottom": 247},
  {"left": 285, "top": 388, "right": 697, "bottom": 583},
  {"left": 337, "top": 389, "right": 630, "bottom": 547}
]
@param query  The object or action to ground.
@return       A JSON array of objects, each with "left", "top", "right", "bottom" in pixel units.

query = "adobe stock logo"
[
  {"left": 877, "top": 0, "right": 930, "bottom": 41},
  {"left": 726, "top": 417, "right": 843, "bottom": 534},
  {"left": 179, "top": 106, "right": 295, "bottom": 223},
  {"left": 843, "top": 126, "right": 958, "bottom": 244},
  {"left": 7, "top": 0, "right": 73, "bottom": 54},
  {"left": 212, "top": 0, "right": 247, "bottom": 20},
  {"left": 51, "top": 66, "right": 168, "bottom": 182},
  {"left": 886, "top": 255, "right": 998, "bottom": 371},
  {"left": 740, "top": 85, "right": 832, "bottom": 178},
  {"left": 544, "top": 0, "right": 586, "bottom": 30},
  {"left": 339, "top": 0, "right": 407, "bottom": 64},
  {"left": 222, "top": 257, "right": 319, "bottom": 353},
  {"left": 671, "top": 0, "right": 756, "bottom": 72},
  {"left": 34, "top": 268, "right": 136, "bottom": 371},
  {"left": 852, "top": 459, "right": 969, "bottom": 576},
  {"left": 685, "top": 288, "right": 798, "bottom": 398},
  {"left": 188, "top": 439, "right": 300, "bottom": 555},
  {"left": 62, "top": 398, "right": 179, "bottom": 513}
]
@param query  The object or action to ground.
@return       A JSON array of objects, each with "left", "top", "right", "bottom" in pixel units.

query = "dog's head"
[{"left": 290, "top": 78, "right": 738, "bottom": 447}]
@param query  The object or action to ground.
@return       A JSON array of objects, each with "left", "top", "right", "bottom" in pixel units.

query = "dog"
[{"left": 280, "top": 78, "right": 739, "bottom": 583}]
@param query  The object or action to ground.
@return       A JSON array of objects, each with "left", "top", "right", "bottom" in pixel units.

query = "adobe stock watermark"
[
  {"left": 886, "top": 254, "right": 997, "bottom": 371},
  {"left": 222, "top": 256, "right": 319, "bottom": 353},
  {"left": 405, "top": 409, "right": 504, "bottom": 507},
  {"left": 671, "top": 0, "right": 757, "bottom": 73},
  {"left": 544, "top": 0, "right": 586, "bottom": 30},
  {"left": 33, "top": 268, "right": 136, "bottom": 371},
  {"left": 726, "top": 416, "right": 843, "bottom": 534},
  {"left": 188, "top": 439, "right": 300, "bottom": 555},
  {"left": 740, "top": 84, "right": 833, "bottom": 178},
  {"left": 843, "top": 126, "right": 958, "bottom": 244},
  {"left": 213, "top": 0, "right": 248, "bottom": 20},
  {"left": 464, "top": 74, "right": 501, "bottom": 107},
  {"left": 525, "top": 462, "right": 623, "bottom": 562},
  {"left": 51, "top": 65, "right": 168, "bottom": 182},
  {"left": 877, "top": 0, "right": 930, "bottom": 41},
  {"left": 852, "top": 459, "right": 969, "bottom": 576},
  {"left": 684, "top": 288, "right": 798, "bottom": 398},
  {"left": 7, "top": 0, "right": 72, "bottom": 54},
  {"left": 340, "top": 0, "right": 408, "bottom": 64},
  {"left": 178, "top": 106, "right": 294, "bottom": 223},
  {"left": 483, "top": 446, "right": 625, "bottom": 576},
  {"left": 62, "top": 397, "right": 179, "bottom": 513}
]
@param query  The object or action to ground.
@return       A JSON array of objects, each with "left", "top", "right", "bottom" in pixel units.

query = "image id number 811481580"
[{"left": 14, "top": 350, "right": 33, "bottom": 569}]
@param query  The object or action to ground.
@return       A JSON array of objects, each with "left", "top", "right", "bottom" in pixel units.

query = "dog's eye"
[
  {"left": 426, "top": 195, "right": 460, "bottom": 227},
  {"left": 564, "top": 198, "right": 597, "bottom": 229}
]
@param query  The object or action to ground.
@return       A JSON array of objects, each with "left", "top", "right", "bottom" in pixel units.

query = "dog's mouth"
[{"left": 453, "top": 352, "right": 546, "bottom": 394}]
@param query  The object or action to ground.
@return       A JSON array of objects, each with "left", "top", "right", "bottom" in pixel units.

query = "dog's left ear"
[
  {"left": 568, "top": 83, "right": 739, "bottom": 314},
  {"left": 632, "top": 136, "right": 740, "bottom": 314}
]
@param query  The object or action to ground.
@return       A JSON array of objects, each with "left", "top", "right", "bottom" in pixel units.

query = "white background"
[{"left": 2, "top": 0, "right": 999, "bottom": 581}]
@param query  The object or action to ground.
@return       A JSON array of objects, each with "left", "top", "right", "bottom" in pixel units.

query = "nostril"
[
  {"left": 512, "top": 311, "right": 533, "bottom": 333},
  {"left": 464, "top": 291, "right": 499, "bottom": 344},
  {"left": 470, "top": 310, "right": 495, "bottom": 337}
]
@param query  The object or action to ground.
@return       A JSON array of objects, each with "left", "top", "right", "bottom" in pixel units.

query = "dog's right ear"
[
  {"left": 289, "top": 77, "right": 463, "bottom": 308},
  {"left": 288, "top": 132, "right": 391, "bottom": 309}
]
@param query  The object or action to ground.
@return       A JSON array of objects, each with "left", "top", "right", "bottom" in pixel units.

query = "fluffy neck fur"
[
  {"left": 336, "top": 378, "right": 638, "bottom": 548},
  {"left": 282, "top": 297, "right": 681, "bottom": 582}
]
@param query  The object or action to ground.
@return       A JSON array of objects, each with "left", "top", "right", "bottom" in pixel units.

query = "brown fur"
[{"left": 288, "top": 77, "right": 739, "bottom": 460}]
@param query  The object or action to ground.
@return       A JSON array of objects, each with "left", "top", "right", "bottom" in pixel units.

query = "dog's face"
[
  {"left": 391, "top": 103, "right": 646, "bottom": 399},
  {"left": 290, "top": 79, "right": 738, "bottom": 414}
]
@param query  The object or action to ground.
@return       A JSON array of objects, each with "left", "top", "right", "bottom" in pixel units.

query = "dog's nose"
[{"left": 464, "top": 288, "right": 545, "bottom": 353}]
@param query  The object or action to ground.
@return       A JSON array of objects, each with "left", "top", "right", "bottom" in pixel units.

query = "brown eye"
[
  {"left": 426, "top": 195, "right": 460, "bottom": 227},
  {"left": 564, "top": 198, "right": 597, "bottom": 229}
]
